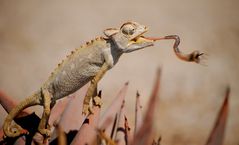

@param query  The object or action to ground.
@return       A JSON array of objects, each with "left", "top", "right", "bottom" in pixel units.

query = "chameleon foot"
[
  {"left": 93, "top": 95, "right": 102, "bottom": 107},
  {"left": 82, "top": 92, "right": 102, "bottom": 115},
  {"left": 38, "top": 128, "right": 51, "bottom": 138},
  {"left": 82, "top": 104, "right": 94, "bottom": 115}
]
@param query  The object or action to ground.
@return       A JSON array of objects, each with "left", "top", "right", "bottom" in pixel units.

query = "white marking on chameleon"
[{"left": 103, "top": 48, "right": 114, "bottom": 68}]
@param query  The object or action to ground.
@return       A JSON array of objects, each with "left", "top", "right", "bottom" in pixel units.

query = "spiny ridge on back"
[{"left": 50, "top": 37, "right": 105, "bottom": 77}]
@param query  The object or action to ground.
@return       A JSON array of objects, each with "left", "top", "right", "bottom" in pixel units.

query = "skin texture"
[{"left": 2, "top": 21, "right": 204, "bottom": 141}]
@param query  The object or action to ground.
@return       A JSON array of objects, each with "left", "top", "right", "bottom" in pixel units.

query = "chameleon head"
[{"left": 104, "top": 21, "right": 154, "bottom": 53}]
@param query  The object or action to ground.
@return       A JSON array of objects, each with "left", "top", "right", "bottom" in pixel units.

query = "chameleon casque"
[{"left": 3, "top": 21, "right": 205, "bottom": 139}]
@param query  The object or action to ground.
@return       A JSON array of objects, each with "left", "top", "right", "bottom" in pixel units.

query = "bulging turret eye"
[{"left": 121, "top": 24, "right": 135, "bottom": 35}]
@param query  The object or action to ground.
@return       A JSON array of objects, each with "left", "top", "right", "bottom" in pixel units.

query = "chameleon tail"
[{"left": 3, "top": 91, "right": 41, "bottom": 137}]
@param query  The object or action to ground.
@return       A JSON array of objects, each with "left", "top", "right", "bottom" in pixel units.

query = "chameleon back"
[{"left": 48, "top": 40, "right": 107, "bottom": 100}]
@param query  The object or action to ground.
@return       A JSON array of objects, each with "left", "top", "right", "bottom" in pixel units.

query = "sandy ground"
[{"left": 0, "top": 0, "right": 239, "bottom": 144}]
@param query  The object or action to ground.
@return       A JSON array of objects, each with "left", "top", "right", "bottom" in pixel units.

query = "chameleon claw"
[
  {"left": 82, "top": 91, "right": 102, "bottom": 115},
  {"left": 82, "top": 104, "right": 95, "bottom": 115},
  {"left": 38, "top": 128, "right": 51, "bottom": 138},
  {"left": 93, "top": 95, "right": 103, "bottom": 107}
]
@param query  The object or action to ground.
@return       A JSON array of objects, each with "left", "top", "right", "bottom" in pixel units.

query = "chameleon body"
[
  {"left": 50, "top": 38, "right": 109, "bottom": 100},
  {"left": 3, "top": 21, "right": 204, "bottom": 139}
]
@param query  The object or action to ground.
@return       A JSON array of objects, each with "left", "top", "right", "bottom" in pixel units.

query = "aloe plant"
[{"left": 0, "top": 71, "right": 230, "bottom": 145}]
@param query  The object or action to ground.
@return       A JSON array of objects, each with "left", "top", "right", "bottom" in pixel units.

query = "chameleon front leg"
[
  {"left": 82, "top": 63, "right": 109, "bottom": 115},
  {"left": 38, "top": 87, "right": 53, "bottom": 140}
]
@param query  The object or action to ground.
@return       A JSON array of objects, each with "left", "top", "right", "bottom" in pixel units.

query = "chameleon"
[{"left": 3, "top": 21, "right": 205, "bottom": 139}]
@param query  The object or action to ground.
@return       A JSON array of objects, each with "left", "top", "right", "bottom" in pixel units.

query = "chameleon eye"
[{"left": 121, "top": 24, "right": 135, "bottom": 35}]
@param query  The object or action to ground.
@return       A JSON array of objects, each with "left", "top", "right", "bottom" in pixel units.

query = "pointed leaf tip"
[
  {"left": 225, "top": 86, "right": 230, "bottom": 98},
  {"left": 205, "top": 86, "right": 229, "bottom": 145},
  {"left": 125, "top": 81, "right": 129, "bottom": 86},
  {"left": 136, "top": 91, "right": 140, "bottom": 97}
]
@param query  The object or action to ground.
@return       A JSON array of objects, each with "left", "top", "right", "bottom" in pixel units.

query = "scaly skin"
[{"left": 3, "top": 21, "right": 205, "bottom": 141}]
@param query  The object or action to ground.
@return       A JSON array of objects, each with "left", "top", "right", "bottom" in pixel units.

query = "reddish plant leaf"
[
  {"left": 98, "top": 82, "right": 128, "bottom": 137},
  {"left": 205, "top": 87, "right": 230, "bottom": 145},
  {"left": 0, "top": 90, "right": 30, "bottom": 118},
  {"left": 71, "top": 91, "right": 102, "bottom": 145},
  {"left": 132, "top": 69, "right": 161, "bottom": 145},
  {"left": 48, "top": 97, "right": 71, "bottom": 127},
  {"left": 58, "top": 83, "right": 89, "bottom": 133}
]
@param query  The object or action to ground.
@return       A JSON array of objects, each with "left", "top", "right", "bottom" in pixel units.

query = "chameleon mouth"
[
  {"left": 130, "top": 30, "right": 155, "bottom": 44},
  {"left": 128, "top": 28, "right": 155, "bottom": 46}
]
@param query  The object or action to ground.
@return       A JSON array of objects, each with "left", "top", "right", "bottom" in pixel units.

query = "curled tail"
[{"left": 3, "top": 92, "right": 41, "bottom": 137}]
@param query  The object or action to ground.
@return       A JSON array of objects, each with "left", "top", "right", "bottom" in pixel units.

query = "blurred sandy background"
[{"left": 0, "top": 0, "right": 238, "bottom": 144}]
